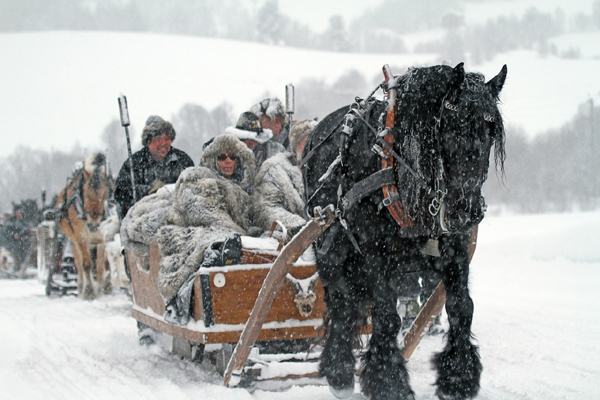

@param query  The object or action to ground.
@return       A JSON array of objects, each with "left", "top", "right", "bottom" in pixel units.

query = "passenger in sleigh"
[
  {"left": 250, "top": 119, "right": 317, "bottom": 241},
  {"left": 114, "top": 116, "right": 194, "bottom": 221},
  {"left": 153, "top": 134, "right": 256, "bottom": 324}
]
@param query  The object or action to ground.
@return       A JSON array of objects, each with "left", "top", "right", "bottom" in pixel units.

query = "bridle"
[{"left": 56, "top": 168, "right": 110, "bottom": 231}]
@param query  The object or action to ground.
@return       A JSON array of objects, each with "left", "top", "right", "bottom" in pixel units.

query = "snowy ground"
[{"left": 1, "top": 210, "right": 599, "bottom": 399}]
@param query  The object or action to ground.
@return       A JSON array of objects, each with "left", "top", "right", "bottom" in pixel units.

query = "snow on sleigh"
[{"left": 126, "top": 213, "right": 352, "bottom": 389}]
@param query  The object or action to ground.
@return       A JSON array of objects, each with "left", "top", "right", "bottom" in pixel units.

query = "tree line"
[
  {"left": 1, "top": 69, "right": 598, "bottom": 215},
  {"left": 2, "top": 0, "right": 599, "bottom": 64}
]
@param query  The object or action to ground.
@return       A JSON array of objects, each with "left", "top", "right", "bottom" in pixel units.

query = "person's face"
[
  {"left": 217, "top": 153, "right": 238, "bottom": 178},
  {"left": 294, "top": 136, "right": 308, "bottom": 162},
  {"left": 242, "top": 139, "right": 259, "bottom": 150},
  {"left": 260, "top": 115, "right": 283, "bottom": 136},
  {"left": 147, "top": 134, "right": 172, "bottom": 162},
  {"left": 296, "top": 136, "right": 308, "bottom": 159}
]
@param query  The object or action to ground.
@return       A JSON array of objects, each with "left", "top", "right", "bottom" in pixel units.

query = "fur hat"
[
  {"left": 145, "top": 115, "right": 164, "bottom": 126},
  {"left": 289, "top": 119, "right": 317, "bottom": 153},
  {"left": 142, "top": 120, "right": 176, "bottom": 146},
  {"left": 201, "top": 134, "right": 256, "bottom": 191},
  {"left": 250, "top": 98, "right": 286, "bottom": 123},
  {"left": 225, "top": 112, "right": 273, "bottom": 144}
]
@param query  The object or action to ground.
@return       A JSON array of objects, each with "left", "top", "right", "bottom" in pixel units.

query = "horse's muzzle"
[
  {"left": 87, "top": 221, "right": 100, "bottom": 233},
  {"left": 441, "top": 193, "right": 485, "bottom": 233}
]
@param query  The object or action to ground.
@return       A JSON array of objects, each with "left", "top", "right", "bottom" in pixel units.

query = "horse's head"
[
  {"left": 82, "top": 152, "right": 110, "bottom": 228},
  {"left": 393, "top": 63, "right": 507, "bottom": 234}
]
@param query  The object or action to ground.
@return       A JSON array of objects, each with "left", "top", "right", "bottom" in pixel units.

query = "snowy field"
[
  {"left": 1, "top": 209, "right": 599, "bottom": 400},
  {"left": 1, "top": 27, "right": 600, "bottom": 158}
]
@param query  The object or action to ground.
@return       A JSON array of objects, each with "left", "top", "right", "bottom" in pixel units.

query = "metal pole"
[
  {"left": 118, "top": 94, "right": 137, "bottom": 203},
  {"left": 285, "top": 83, "right": 295, "bottom": 138},
  {"left": 590, "top": 98, "right": 596, "bottom": 204}
]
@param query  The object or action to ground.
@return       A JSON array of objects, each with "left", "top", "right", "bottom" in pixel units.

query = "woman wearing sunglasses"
[{"left": 200, "top": 134, "right": 256, "bottom": 193}]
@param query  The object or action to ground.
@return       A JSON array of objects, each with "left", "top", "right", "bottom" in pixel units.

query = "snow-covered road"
[{"left": 1, "top": 210, "right": 599, "bottom": 399}]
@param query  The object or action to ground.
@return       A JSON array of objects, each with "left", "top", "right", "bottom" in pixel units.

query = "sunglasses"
[{"left": 217, "top": 153, "right": 238, "bottom": 161}]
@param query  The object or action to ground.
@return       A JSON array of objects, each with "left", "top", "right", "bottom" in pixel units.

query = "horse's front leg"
[
  {"left": 319, "top": 268, "right": 359, "bottom": 399},
  {"left": 95, "top": 243, "right": 113, "bottom": 295},
  {"left": 433, "top": 233, "right": 482, "bottom": 399},
  {"left": 71, "top": 235, "right": 96, "bottom": 300},
  {"left": 360, "top": 273, "right": 414, "bottom": 400}
]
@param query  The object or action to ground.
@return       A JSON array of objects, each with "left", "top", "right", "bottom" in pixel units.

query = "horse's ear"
[
  {"left": 449, "top": 62, "right": 465, "bottom": 89},
  {"left": 487, "top": 64, "right": 507, "bottom": 98}
]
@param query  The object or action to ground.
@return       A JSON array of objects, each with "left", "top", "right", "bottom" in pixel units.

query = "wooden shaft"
[
  {"left": 223, "top": 206, "right": 336, "bottom": 387},
  {"left": 402, "top": 226, "right": 479, "bottom": 359}
]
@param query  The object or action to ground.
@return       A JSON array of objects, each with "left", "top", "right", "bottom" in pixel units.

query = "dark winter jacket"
[
  {"left": 114, "top": 146, "right": 193, "bottom": 219},
  {"left": 271, "top": 125, "right": 290, "bottom": 150}
]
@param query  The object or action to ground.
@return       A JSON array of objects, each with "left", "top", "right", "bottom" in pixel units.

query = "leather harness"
[{"left": 304, "top": 65, "right": 454, "bottom": 254}]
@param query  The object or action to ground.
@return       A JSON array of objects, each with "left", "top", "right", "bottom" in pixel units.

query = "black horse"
[{"left": 302, "top": 63, "right": 507, "bottom": 400}]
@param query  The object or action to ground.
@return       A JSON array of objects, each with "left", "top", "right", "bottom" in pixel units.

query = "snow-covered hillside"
[
  {"left": 1, "top": 210, "right": 599, "bottom": 399},
  {"left": 1, "top": 28, "right": 599, "bottom": 157}
]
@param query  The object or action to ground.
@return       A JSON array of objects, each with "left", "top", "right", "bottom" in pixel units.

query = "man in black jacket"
[{"left": 114, "top": 117, "right": 194, "bottom": 220}]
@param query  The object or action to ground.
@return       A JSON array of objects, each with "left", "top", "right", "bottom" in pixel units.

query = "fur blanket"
[
  {"left": 251, "top": 152, "right": 306, "bottom": 239},
  {"left": 120, "top": 187, "right": 173, "bottom": 266},
  {"left": 119, "top": 167, "right": 251, "bottom": 301},
  {"left": 155, "top": 167, "right": 249, "bottom": 301}
]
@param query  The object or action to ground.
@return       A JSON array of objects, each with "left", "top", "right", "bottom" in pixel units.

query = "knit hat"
[
  {"left": 289, "top": 119, "right": 317, "bottom": 153},
  {"left": 225, "top": 111, "right": 273, "bottom": 144},
  {"left": 250, "top": 98, "right": 286, "bottom": 123},
  {"left": 142, "top": 120, "right": 176, "bottom": 146}
]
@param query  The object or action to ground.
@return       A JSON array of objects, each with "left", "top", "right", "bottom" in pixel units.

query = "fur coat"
[
  {"left": 155, "top": 135, "right": 256, "bottom": 301},
  {"left": 251, "top": 151, "right": 306, "bottom": 240}
]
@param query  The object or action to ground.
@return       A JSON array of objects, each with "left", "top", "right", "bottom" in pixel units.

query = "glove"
[{"left": 149, "top": 180, "right": 165, "bottom": 194}]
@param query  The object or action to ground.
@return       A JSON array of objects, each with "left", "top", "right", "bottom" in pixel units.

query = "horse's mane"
[
  {"left": 84, "top": 153, "right": 107, "bottom": 191},
  {"left": 392, "top": 65, "right": 506, "bottom": 220}
]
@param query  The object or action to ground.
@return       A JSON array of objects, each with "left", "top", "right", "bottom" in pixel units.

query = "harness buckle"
[
  {"left": 341, "top": 113, "right": 357, "bottom": 136},
  {"left": 371, "top": 144, "right": 388, "bottom": 159},
  {"left": 382, "top": 196, "right": 393, "bottom": 207}
]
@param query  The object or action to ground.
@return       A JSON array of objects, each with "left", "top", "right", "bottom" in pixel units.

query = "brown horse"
[{"left": 55, "top": 153, "right": 114, "bottom": 299}]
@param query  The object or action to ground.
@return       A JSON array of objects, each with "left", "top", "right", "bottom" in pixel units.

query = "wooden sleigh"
[{"left": 126, "top": 221, "right": 336, "bottom": 388}]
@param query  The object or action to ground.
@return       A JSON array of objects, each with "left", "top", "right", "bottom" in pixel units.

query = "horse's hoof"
[
  {"left": 103, "top": 282, "right": 113, "bottom": 295},
  {"left": 329, "top": 385, "right": 354, "bottom": 399},
  {"left": 81, "top": 285, "right": 96, "bottom": 300},
  {"left": 435, "top": 388, "right": 464, "bottom": 400}
]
